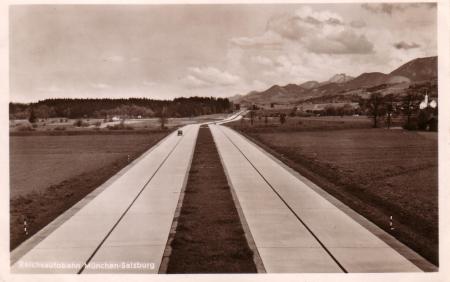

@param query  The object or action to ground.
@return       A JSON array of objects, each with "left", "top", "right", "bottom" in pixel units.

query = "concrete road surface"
[
  {"left": 11, "top": 124, "right": 199, "bottom": 274},
  {"left": 210, "top": 124, "right": 424, "bottom": 273},
  {"left": 9, "top": 111, "right": 432, "bottom": 274}
]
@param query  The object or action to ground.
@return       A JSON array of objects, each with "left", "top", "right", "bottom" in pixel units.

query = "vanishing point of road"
[{"left": 10, "top": 112, "right": 434, "bottom": 273}]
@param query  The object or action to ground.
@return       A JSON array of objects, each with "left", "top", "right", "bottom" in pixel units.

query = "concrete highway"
[
  {"left": 10, "top": 112, "right": 431, "bottom": 273},
  {"left": 210, "top": 124, "right": 424, "bottom": 273}
]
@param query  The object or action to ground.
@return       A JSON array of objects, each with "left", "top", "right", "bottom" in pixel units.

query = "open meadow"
[
  {"left": 9, "top": 113, "right": 230, "bottom": 133},
  {"left": 228, "top": 116, "right": 438, "bottom": 265},
  {"left": 10, "top": 134, "right": 167, "bottom": 198}
]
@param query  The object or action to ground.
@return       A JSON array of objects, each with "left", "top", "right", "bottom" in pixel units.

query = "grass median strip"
[{"left": 166, "top": 127, "right": 257, "bottom": 273}]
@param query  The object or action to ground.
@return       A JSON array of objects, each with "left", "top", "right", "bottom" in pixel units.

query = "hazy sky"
[{"left": 10, "top": 3, "right": 437, "bottom": 103}]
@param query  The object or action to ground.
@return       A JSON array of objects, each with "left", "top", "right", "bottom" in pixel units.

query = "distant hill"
[
  {"left": 299, "top": 80, "right": 319, "bottom": 89},
  {"left": 328, "top": 73, "right": 354, "bottom": 84},
  {"left": 389, "top": 56, "right": 437, "bottom": 81},
  {"left": 387, "top": 75, "right": 411, "bottom": 84},
  {"left": 239, "top": 85, "right": 307, "bottom": 104},
  {"left": 344, "top": 72, "right": 389, "bottom": 89},
  {"left": 228, "top": 94, "right": 243, "bottom": 102},
  {"left": 232, "top": 56, "right": 437, "bottom": 105}
]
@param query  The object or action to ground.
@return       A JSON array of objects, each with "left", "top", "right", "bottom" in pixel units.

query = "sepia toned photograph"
[{"left": 2, "top": 1, "right": 448, "bottom": 279}]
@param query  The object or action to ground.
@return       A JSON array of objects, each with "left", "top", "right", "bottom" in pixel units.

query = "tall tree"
[
  {"left": 279, "top": 113, "right": 287, "bottom": 125},
  {"left": 366, "top": 93, "right": 385, "bottom": 128},
  {"left": 249, "top": 110, "right": 255, "bottom": 125},
  {"left": 402, "top": 91, "right": 421, "bottom": 128},
  {"left": 384, "top": 94, "right": 395, "bottom": 129},
  {"left": 28, "top": 108, "right": 36, "bottom": 123},
  {"left": 158, "top": 106, "right": 168, "bottom": 129}
]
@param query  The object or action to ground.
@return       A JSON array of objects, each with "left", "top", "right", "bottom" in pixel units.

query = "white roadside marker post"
[{"left": 24, "top": 220, "right": 28, "bottom": 236}]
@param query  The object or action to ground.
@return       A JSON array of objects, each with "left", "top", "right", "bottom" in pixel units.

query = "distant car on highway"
[{"left": 177, "top": 129, "right": 183, "bottom": 136}]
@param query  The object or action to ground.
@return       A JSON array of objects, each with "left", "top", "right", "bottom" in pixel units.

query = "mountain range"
[{"left": 231, "top": 56, "right": 437, "bottom": 105}]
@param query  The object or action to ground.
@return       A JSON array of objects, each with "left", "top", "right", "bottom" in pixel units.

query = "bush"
[
  {"left": 403, "top": 118, "right": 418, "bottom": 130},
  {"left": 403, "top": 123, "right": 416, "bottom": 130},
  {"left": 73, "top": 119, "right": 89, "bottom": 127},
  {"left": 417, "top": 111, "right": 429, "bottom": 131},
  {"left": 94, "top": 121, "right": 102, "bottom": 127},
  {"left": 106, "top": 123, "right": 134, "bottom": 130},
  {"left": 28, "top": 109, "right": 37, "bottom": 123},
  {"left": 429, "top": 118, "right": 438, "bottom": 132},
  {"left": 31, "top": 123, "right": 38, "bottom": 128}
]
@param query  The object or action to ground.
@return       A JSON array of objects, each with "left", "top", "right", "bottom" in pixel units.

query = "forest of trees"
[{"left": 9, "top": 97, "right": 232, "bottom": 120}]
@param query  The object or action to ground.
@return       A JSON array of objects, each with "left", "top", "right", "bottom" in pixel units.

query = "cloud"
[
  {"left": 142, "top": 80, "right": 156, "bottom": 86},
  {"left": 102, "top": 55, "right": 125, "bottom": 63},
  {"left": 251, "top": 56, "right": 273, "bottom": 66},
  {"left": 262, "top": 7, "right": 374, "bottom": 54},
  {"left": 182, "top": 67, "right": 240, "bottom": 88},
  {"left": 182, "top": 75, "right": 209, "bottom": 88},
  {"left": 307, "top": 30, "right": 374, "bottom": 54},
  {"left": 350, "top": 20, "right": 366, "bottom": 28},
  {"left": 37, "top": 85, "right": 62, "bottom": 93},
  {"left": 361, "top": 3, "right": 436, "bottom": 15},
  {"left": 91, "top": 82, "right": 111, "bottom": 89},
  {"left": 230, "top": 7, "right": 347, "bottom": 50},
  {"left": 250, "top": 80, "right": 267, "bottom": 90},
  {"left": 393, "top": 41, "right": 421, "bottom": 50},
  {"left": 230, "top": 31, "right": 282, "bottom": 49},
  {"left": 265, "top": 6, "right": 343, "bottom": 41},
  {"left": 294, "top": 6, "right": 343, "bottom": 25}
]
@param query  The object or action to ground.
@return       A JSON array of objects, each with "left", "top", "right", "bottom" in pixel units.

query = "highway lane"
[{"left": 83, "top": 124, "right": 199, "bottom": 273}]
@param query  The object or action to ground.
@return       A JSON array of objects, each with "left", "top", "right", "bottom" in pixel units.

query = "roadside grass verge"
[{"left": 166, "top": 127, "right": 257, "bottom": 273}]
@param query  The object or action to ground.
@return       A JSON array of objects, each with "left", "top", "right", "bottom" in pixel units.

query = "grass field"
[
  {"left": 9, "top": 113, "right": 231, "bottom": 132},
  {"left": 228, "top": 116, "right": 438, "bottom": 265},
  {"left": 237, "top": 115, "right": 373, "bottom": 133},
  {"left": 10, "top": 131, "right": 169, "bottom": 250}
]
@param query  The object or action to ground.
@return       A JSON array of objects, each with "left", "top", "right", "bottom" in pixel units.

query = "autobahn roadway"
[{"left": 10, "top": 111, "right": 433, "bottom": 274}]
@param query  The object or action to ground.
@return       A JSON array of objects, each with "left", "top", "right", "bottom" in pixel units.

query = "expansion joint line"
[
  {"left": 77, "top": 127, "right": 190, "bottom": 274},
  {"left": 217, "top": 125, "right": 348, "bottom": 274}
]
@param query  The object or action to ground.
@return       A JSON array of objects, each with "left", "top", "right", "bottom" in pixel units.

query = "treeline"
[
  {"left": 359, "top": 82, "right": 438, "bottom": 131},
  {"left": 10, "top": 97, "right": 232, "bottom": 120}
]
